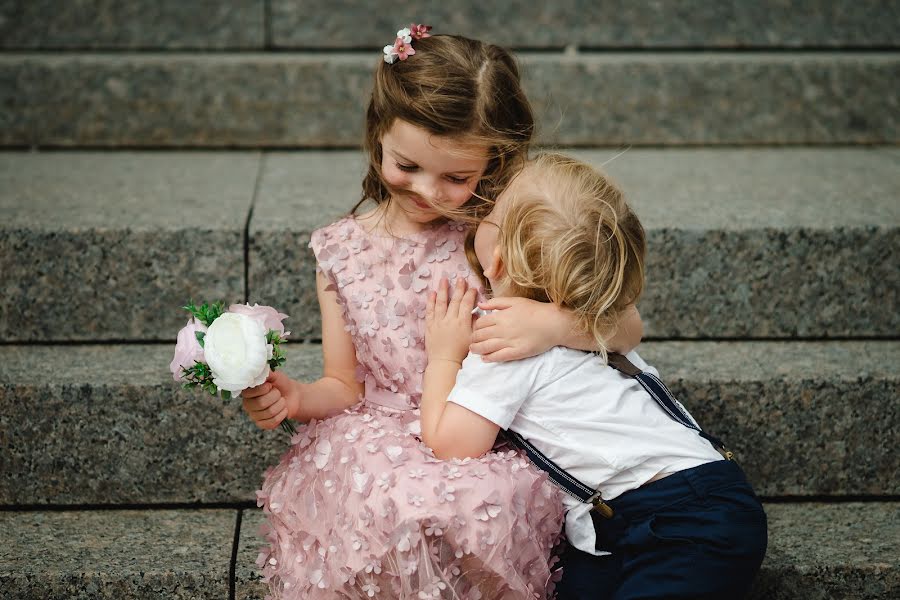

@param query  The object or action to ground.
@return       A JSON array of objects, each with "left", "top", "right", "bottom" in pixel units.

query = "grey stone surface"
[
  {"left": 0, "top": 509, "right": 236, "bottom": 599},
  {"left": 584, "top": 148, "right": 900, "bottom": 338},
  {"left": 0, "top": 341, "right": 896, "bottom": 505},
  {"left": 0, "top": 344, "right": 321, "bottom": 505},
  {"left": 249, "top": 152, "right": 366, "bottom": 339},
  {"left": 2, "top": 53, "right": 897, "bottom": 147},
  {"left": 0, "top": 1, "right": 264, "bottom": 49},
  {"left": 749, "top": 503, "right": 900, "bottom": 599},
  {"left": 236, "top": 510, "right": 268, "bottom": 600},
  {"left": 250, "top": 148, "right": 900, "bottom": 338},
  {"left": 0, "top": 152, "right": 258, "bottom": 341},
  {"left": 271, "top": 1, "right": 900, "bottom": 48},
  {"left": 239, "top": 503, "right": 900, "bottom": 600},
  {"left": 639, "top": 341, "right": 900, "bottom": 497}
]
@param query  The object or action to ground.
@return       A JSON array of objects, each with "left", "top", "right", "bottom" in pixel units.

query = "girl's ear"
[{"left": 483, "top": 246, "right": 505, "bottom": 281}]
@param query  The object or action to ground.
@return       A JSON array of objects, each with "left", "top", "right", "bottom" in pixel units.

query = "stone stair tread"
[
  {"left": 4, "top": 1, "right": 893, "bottom": 50},
  {"left": 234, "top": 502, "right": 900, "bottom": 599},
  {"left": 0, "top": 508, "right": 235, "bottom": 599},
  {"left": 249, "top": 148, "right": 900, "bottom": 338},
  {"left": 3, "top": 52, "right": 897, "bottom": 146},
  {"left": 0, "top": 1, "right": 264, "bottom": 50},
  {"left": 1, "top": 341, "right": 897, "bottom": 505},
  {"left": 4, "top": 149, "right": 897, "bottom": 340},
  {"left": 2, "top": 502, "right": 895, "bottom": 599},
  {"left": 0, "top": 152, "right": 260, "bottom": 342}
]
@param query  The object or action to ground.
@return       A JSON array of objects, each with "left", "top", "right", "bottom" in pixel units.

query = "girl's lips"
[{"left": 409, "top": 195, "right": 430, "bottom": 209}]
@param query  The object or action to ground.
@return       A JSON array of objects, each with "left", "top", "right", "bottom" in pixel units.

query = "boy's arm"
[
  {"left": 471, "top": 298, "right": 643, "bottom": 362},
  {"left": 421, "top": 278, "right": 500, "bottom": 460}
]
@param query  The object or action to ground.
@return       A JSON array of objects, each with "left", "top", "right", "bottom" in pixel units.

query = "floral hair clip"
[{"left": 383, "top": 23, "right": 432, "bottom": 64}]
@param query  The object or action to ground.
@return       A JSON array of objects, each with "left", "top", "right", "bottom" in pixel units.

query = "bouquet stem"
[{"left": 280, "top": 419, "right": 297, "bottom": 435}]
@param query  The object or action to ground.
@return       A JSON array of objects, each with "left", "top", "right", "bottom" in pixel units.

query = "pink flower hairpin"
[{"left": 383, "top": 24, "right": 432, "bottom": 64}]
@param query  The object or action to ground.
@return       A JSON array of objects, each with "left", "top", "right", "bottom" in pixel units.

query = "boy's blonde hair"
[
  {"left": 495, "top": 153, "right": 646, "bottom": 355},
  {"left": 354, "top": 34, "right": 535, "bottom": 222}
]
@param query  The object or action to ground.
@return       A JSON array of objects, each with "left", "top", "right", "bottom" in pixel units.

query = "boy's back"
[{"left": 448, "top": 346, "right": 723, "bottom": 554}]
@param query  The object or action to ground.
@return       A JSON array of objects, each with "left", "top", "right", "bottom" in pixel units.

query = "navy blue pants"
[{"left": 555, "top": 460, "right": 767, "bottom": 600}]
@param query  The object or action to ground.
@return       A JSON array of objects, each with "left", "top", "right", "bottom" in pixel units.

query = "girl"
[
  {"left": 422, "top": 153, "right": 768, "bottom": 600},
  {"left": 242, "top": 29, "right": 641, "bottom": 599}
]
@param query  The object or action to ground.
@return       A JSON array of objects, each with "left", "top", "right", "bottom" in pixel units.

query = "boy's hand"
[
  {"left": 241, "top": 370, "right": 300, "bottom": 430},
  {"left": 426, "top": 277, "right": 477, "bottom": 365},
  {"left": 471, "top": 297, "right": 563, "bottom": 362}
]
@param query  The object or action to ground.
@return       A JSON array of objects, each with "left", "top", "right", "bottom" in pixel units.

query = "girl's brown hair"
[
  {"left": 354, "top": 34, "right": 535, "bottom": 223},
  {"left": 495, "top": 153, "right": 646, "bottom": 357}
]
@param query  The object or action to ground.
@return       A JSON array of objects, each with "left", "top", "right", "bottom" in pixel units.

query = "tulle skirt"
[{"left": 255, "top": 401, "right": 565, "bottom": 599}]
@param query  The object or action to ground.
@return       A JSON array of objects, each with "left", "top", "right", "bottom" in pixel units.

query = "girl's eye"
[
  {"left": 446, "top": 175, "right": 469, "bottom": 184},
  {"left": 396, "top": 163, "right": 417, "bottom": 172}
]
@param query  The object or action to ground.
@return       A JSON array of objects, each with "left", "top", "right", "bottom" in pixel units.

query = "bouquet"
[{"left": 169, "top": 300, "right": 295, "bottom": 434}]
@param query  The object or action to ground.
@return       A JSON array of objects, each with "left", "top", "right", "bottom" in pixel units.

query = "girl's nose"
[{"left": 410, "top": 177, "right": 439, "bottom": 202}]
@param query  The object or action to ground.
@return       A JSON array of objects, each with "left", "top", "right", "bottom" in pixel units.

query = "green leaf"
[
  {"left": 195, "top": 331, "right": 205, "bottom": 347},
  {"left": 221, "top": 390, "right": 232, "bottom": 401}
]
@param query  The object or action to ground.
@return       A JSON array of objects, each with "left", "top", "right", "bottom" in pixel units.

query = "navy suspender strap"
[
  {"left": 503, "top": 430, "right": 615, "bottom": 518},
  {"left": 503, "top": 352, "right": 733, "bottom": 521},
  {"left": 605, "top": 353, "right": 733, "bottom": 460}
]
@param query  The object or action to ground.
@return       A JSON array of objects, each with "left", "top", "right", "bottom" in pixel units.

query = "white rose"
[{"left": 203, "top": 312, "right": 272, "bottom": 394}]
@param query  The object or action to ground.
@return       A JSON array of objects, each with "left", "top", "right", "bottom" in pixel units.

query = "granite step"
[
  {"left": 2, "top": 149, "right": 898, "bottom": 342},
  {"left": 2, "top": 52, "right": 897, "bottom": 147},
  {"left": 1, "top": 341, "right": 897, "bottom": 506},
  {"left": 0, "top": 508, "right": 237, "bottom": 599},
  {"left": 1, "top": 502, "right": 895, "bottom": 599},
  {"left": 2, "top": 1, "right": 893, "bottom": 50},
  {"left": 236, "top": 502, "right": 899, "bottom": 599}
]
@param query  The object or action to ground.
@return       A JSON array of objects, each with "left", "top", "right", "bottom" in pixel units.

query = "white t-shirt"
[{"left": 447, "top": 347, "right": 723, "bottom": 555}]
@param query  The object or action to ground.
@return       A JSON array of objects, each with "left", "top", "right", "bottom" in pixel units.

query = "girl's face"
[{"left": 380, "top": 119, "right": 489, "bottom": 225}]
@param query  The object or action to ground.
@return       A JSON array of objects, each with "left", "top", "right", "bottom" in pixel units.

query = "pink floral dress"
[{"left": 255, "top": 217, "right": 565, "bottom": 599}]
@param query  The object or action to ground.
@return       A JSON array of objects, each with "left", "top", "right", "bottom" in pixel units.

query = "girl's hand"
[
  {"left": 241, "top": 370, "right": 301, "bottom": 430},
  {"left": 470, "top": 297, "right": 564, "bottom": 362},
  {"left": 426, "top": 277, "right": 478, "bottom": 364}
]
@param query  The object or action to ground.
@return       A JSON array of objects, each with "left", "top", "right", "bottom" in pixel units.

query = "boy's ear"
[{"left": 483, "top": 247, "right": 505, "bottom": 280}]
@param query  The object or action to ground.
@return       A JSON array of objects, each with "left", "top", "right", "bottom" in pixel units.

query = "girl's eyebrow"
[{"left": 390, "top": 150, "right": 481, "bottom": 176}]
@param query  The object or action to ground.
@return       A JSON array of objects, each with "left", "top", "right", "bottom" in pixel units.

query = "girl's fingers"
[
  {"left": 251, "top": 395, "right": 285, "bottom": 421},
  {"left": 448, "top": 277, "right": 466, "bottom": 316},
  {"left": 243, "top": 382, "right": 272, "bottom": 399},
  {"left": 460, "top": 288, "right": 478, "bottom": 315},
  {"left": 435, "top": 278, "right": 449, "bottom": 318},
  {"left": 242, "top": 388, "right": 279, "bottom": 411},
  {"left": 257, "top": 405, "right": 289, "bottom": 430},
  {"left": 426, "top": 291, "right": 436, "bottom": 320},
  {"left": 469, "top": 337, "right": 508, "bottom": 356}
]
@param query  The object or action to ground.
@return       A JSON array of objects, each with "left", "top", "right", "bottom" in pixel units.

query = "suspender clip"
[{"left": 588, "top": 492, "right": 615, "bottom": 519}]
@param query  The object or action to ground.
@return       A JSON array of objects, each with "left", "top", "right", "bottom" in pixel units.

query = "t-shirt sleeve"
[{"left": 447, "top": 352, "right": 546, "bottom": 429}]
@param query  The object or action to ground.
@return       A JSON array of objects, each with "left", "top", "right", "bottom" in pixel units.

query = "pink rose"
[
  {"left": 169, "top": 318, "right": 207, "bottom": 381},
  {"left": 227, "top": 303, "right": 290, "bottom": 337}
]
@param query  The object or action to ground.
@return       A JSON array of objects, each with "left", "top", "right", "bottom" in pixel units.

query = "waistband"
[{"left": 608, "top": 460, "right": 748, "bottom": 522}]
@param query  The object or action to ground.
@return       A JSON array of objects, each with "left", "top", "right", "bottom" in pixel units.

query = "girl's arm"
[
  {"left": 470, "top": 298, "right": 643, "bottom": 362},
  {"left": 242, "top": 272, "right": 363, "bottom": 428},
  {"left": 421, "top": 278, "right": 500, "bottom": 460}
]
